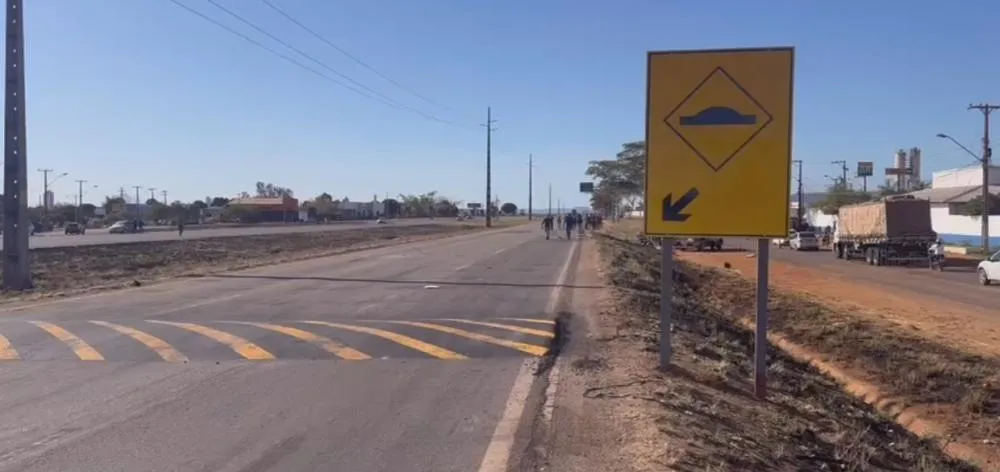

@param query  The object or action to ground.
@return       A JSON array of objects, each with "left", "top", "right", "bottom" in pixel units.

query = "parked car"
[
  {"left": 773, "top": 231, "right": 795, "bottom": 248},
  {"left": 64, "top": 222, "right": 85, "bottom": 235},
  {"left": 108, "top": 221, "right": 131, "bottom": 234},
  {"left": 790, "top": 231, "right": 820, "bottom": 251},
  {"left": 977, "top": 249, "right": 1000, "bottom": 285},
  {"left": 676, "top": 237, "right": 722, "bottom": 252}
]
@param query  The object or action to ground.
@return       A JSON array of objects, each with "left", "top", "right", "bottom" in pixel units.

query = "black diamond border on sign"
[{"left": 663, "top": 67, "right": 774, "bottom": 173}]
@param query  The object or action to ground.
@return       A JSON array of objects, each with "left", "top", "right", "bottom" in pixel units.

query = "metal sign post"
[
  {"left": 754, "top": 239, "right": 770, "bottom": 398},
  {"left": 659, "top": 238, "right": 674, "bottom": 367}
]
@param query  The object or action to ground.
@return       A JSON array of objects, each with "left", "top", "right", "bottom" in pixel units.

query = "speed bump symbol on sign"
[{"left": 644, "top": 47, "right": 794, "bottom": 238}]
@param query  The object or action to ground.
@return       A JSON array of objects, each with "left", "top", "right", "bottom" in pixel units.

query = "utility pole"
[
  {"left": 548, "top": 183, "right": 552, "bottom": 215},
  {"left": 969, "top": 103, "right": 998, "bottom": 253},
  {"left": 74, "top": 179, "right": 87, "bottom": 222},
  {"left": 148, "top": 187, "right": 157, "bottom": 203},
  {"left": 528, "top": 153, "right": 534, "bottom": 220},
  {"left": 792, "top": 160, "right": 803, "bottom": 229},
  {"left": 831, "top": 160, "right": 848, "bottom": 188},
  {"left": 481, "top": 107, "right": 497, "bottom": 228},
  {"left": 3, "top": 0, "right": 32, "bottom": 290},
  {"left": 37, "top": 168, "right": 53, "bottom": 216},
  {"left": 133, "top": 185, "right": 142, "bottom": 222},
  {"left": 161, "top": 190, "right": 168, "bottom": 205}
]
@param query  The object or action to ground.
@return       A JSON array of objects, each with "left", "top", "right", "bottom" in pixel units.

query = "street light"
[{"left": 937, "top": 132, "right": 991, "bottom": 253}]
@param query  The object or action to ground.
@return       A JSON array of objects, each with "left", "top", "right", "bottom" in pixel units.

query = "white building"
[
  {"left": 337, "top": 199, "right": 384, "bottom": 219},
  {"left": 906, "top": 165, "right": 1000, "bottom": 247}
]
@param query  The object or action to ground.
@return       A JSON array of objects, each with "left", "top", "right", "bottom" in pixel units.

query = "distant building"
[
  {"left": 336, "top": 198, "right": 384, "bottom": 219},
  {"left": 228, "top": 196, "right": 300, "bottom": 222}
]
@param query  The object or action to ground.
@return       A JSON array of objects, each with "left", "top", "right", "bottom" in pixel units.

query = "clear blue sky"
[{"left": 21, "top": 0, "right": 999, "bottom": 207}]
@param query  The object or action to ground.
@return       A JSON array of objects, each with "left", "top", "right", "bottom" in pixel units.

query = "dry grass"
[
  {"left": 1, "top": 223, "right": 495, "bottom": 300},
  {"left": 592, "top": 226, "right": 979, "bottom": 471}
]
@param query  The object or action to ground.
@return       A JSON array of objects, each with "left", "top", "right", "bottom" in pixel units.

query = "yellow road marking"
[
  {"left": 0, "top": 333, "right": 18, "bottom": 360},
  {"left": 301, "top": 321, "right": 467, "bottom": 360},
  {"left": 494, "top": 317, "right": 556, "bottom": 326},
  {"left": 436, "top": 319, "right": 554, "bottom": 339},
  {"left": 229, "top": 322, "right": 370, "bottom": 360},
  {"left": 147, "top": 320, "right": 274, "bottom": 360},
  {"left": 30, "top": 321, "right": 104, "bottom": 361},
  {"left": 380, "top": 321, "right": 549, "bottom": 356},
  {"left": 90, "top": 321, "right": 188, "bottom": 363}
]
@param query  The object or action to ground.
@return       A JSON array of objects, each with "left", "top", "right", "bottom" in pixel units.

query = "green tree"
[
  {"left": 500, "top": 202, "right": 518, "bottom": 215},
  {"left": 817, "top": 182, "right": 872, "bottom": 215},
  {"left": 878, "top": 179, "right": 930, "bottom": 197},
  {"left": 104, "top": 196, "right": 126, "bottom": 215},
  {"left": 586, "top": 140, "right": 645, "bottom": 213},
  {"left": 254, "top": 182, "right": 293, "bottom": 198},
  {"left": 383, "top": 198, "right": 401, "bottom": 217},
  {"left": 209, "top": 196, "right": 230, "bottom": 207},
  {"left": 962, "top": 194, "right": 1000, "bottom": 217}
]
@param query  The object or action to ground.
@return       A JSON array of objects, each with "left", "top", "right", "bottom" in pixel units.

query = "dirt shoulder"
[
  {"left": 677, "top": 246, "right": 1000, "bottom": 360},
  {"left": 538, "top": 227, "right": 981, "bottom": 471},
  {"left": 2, "top": 223, "right": 518, "bottom": 303}
]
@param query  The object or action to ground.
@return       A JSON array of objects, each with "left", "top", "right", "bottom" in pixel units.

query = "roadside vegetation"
[{"left": 590, "top": 225, "right": 981, "bottom": 470}]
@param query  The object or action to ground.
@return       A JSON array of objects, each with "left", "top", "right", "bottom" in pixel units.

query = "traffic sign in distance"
[
  {"left": 579, "top": 182, "right": 594, "bottom": 193},
  {"left": 644, "top": 47, "right": 794, "bottom": 238}
]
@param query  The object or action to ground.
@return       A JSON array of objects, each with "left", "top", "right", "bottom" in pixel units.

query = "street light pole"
[
  {"left": 969, "top": 103, "right": 998, "bottom": 254},
  {"left": 74, "top": 179, "right": 86, "bottom": 222},
  {"left": 548, "top": 184, "right": 552, "bottom": 215},
  {"left": 938, "top": 128, "right": 995, "bottom": 254}
]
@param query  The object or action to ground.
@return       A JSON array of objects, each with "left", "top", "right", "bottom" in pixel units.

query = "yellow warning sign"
[{"left": 644, "top": 47, "right": 794, "bottom": 238}]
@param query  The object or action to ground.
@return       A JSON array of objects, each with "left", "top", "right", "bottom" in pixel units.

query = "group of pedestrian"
[{"left": 541, "top": 210, "right": 603, "bottom": 240}]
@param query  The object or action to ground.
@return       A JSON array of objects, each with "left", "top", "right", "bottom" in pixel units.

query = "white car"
[
  {"left": 773, "top": 231, "right": 795, "bottom": 248},
  {"left": 108, "top": 221, "right": 130, "bottom": 234},
  {"left": 790, "top": 231, "right": 820, "bottom": 251},
  {"left": 977, "top": 250, "right": 1000, "bottom": 285}
]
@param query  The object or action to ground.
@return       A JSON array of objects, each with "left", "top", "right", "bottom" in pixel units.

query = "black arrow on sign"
[{"left": 662, "top": 188, "right": 699, "bottom": 222}]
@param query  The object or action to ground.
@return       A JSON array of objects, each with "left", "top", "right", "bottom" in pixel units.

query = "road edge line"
[{"left": 476, "top": 239, "right": 579, "bottom": 472}]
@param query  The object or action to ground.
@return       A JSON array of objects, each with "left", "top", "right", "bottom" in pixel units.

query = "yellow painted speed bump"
[
  {"left": 90, "top": 321, "right": 188, "bottom": 363},
  {"left": 434, "top": 319, "right": 554, "bottom": 339},
  {"left": 147, "top": 320, "right": 274, "bottom": 360},
  {"left": 377, "top": 321, "right": 549, "bottom": 356},
  {"left": 226, "top": 322, "right": 370, "bottom": 360},
  {"left": 301, "top": 321, "right": 466, "bottom": 360},
  {"left": 0, "top": 333, "right": 18, "bottom": 360},
  {"left": 30, "top": 321, "right": 104, "bottom": 361}
]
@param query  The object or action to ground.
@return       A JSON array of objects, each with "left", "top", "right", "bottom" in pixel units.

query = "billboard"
[
  {"left": 579, "top": 182, "right": 594, "bottom": 193},
  {"left": 856, "top": 161, "right": 873, "bottom": 177}
]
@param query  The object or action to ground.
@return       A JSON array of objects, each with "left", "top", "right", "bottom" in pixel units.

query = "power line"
[
  {"left": 167, "top": 0, "right": 463, "bottom": 127},
  {"left": 259, "top": 0, "right": 448, "bottom": 111}
]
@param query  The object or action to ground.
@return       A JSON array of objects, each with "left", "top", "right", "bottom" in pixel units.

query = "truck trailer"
[{"left": 832, "top": 195, "right": 937, "bottom": 267}]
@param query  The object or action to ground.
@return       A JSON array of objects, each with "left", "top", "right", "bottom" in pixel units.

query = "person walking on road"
[
  {"left": 177, "top": 220, "right": 185, "bottom": 237},
  {"left": 564, "top": 210, "right": 578, "bottom": 240},
  {"left": 541, "top": 214, "right": 554, "bottom": 240}
]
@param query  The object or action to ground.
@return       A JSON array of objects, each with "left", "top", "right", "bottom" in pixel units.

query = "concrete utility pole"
[
  {"left": 161, "top": 190, "right": 168, "bottom": 205},
  {"left": 3, "top": 0, "right": 32, "bottom": 290},
  {"left": 831, "top": 160, "right": 848, "bottom": 188},
  {"left": 969, "top": 103, "right": 998, "bottom": 253},
  {"left": 148, "top": 187, "right": 157, "bottom": 203},
  {"left": 792, "top": 160, "right": 803, "bottom": 229},
  {"left": 548, "top": 183, "right": 552, "bottom": 215},
  {"left": 481, "top": 107, "right": 497, "bottom": 228},
  {"left": 528, "top": 153, "right": 534, "bottom": 220},
  {"left": 37, "top": 168, "right": 56, "bottom": 216},
  {"left": 133, "top": 186, "right": 142, "bottom": 221}
]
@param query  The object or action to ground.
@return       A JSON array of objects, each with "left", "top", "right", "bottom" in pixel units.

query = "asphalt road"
[
  {"left": 724, "top": 238, "right": 998, "bottom": 310},
  {"left": 20, "top": 218, "right": 503, "bottom": 249},
  {"left": 0, "top": 223, "right": 573, "bottom": 471}
]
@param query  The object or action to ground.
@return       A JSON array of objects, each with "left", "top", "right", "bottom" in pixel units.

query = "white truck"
[{"left": 832, "top": 195, "right": 937, "bottom": 267}]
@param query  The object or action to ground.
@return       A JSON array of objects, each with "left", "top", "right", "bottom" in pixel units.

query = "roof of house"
[{"left": 906, "top": 185, "right": 1000, "bottom": 204}]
